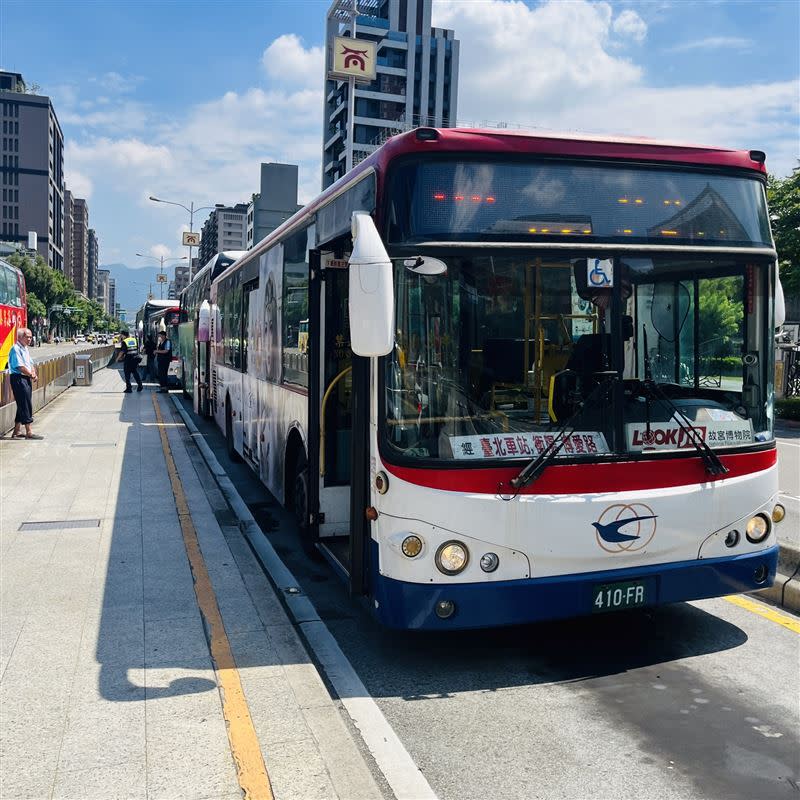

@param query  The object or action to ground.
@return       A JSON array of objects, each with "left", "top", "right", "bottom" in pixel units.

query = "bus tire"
[
  {"left": 225, "top": 399, "right": 242, "bottom": 463},
  {"left": 293, "top": 454, "right": 320, "bottom": 559}
]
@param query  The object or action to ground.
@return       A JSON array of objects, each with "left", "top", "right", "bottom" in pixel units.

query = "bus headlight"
[
  {"left": 772, "top": 504, "right": 786, "bottom": 524},
  {"left": 745, "top": 514, "right": 770, "bottom": 543},
  {"left": 435, "top": 541, "right": 469, "bottom": 575}
]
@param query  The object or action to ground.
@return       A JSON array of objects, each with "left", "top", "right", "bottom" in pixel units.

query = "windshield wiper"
[
  {"left": 510, "top": 373, "right": 616, "bottom": 490},
  {"left": 640, "top": 327, "right": 728, "bottom": 477}
]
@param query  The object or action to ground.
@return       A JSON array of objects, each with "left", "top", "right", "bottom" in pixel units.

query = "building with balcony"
[
  {"left": 174, "top": 264, "right": 189, "bottom": 296},
  {"left": 87, "top": 228, "right": 98, "bottom": 300},
  {"left": 0, "top": 70, "right": 65, "bottom": 270},
  {"left": 96, "top": 268, "right": 110, "bottom": 315},
  {"left": 198, "top": 203, "right": 249, "bottom": 266},
  {"left": 71, "top": 197, "right": 89, "bottom": 296},
  {"left": 321, "top": 0, "right": 459, "bottom": 189}
]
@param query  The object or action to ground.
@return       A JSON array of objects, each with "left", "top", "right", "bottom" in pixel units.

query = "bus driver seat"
[{"left": 548, "top": 318, "right": 632, "bottom": 421}]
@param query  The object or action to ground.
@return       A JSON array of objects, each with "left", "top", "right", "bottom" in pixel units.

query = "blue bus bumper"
[{"left": 372, "top": 545, "right": 779, "bottom": 630}]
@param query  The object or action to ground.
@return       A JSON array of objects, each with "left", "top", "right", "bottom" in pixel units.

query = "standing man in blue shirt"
[{"left": 8, "top": 327, "right": 42, "bottom": 439}]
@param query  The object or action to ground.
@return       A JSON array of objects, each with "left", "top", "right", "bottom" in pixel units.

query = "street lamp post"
[
  {"left": 148, "top": 197, "right": 224, "bottom": 279},
  {"left": 135, "top": 254, "right": 187, "bottom": 300}
]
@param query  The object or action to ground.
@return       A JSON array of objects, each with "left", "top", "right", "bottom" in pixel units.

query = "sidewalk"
[{"left": 0, "top": 367, "right": 383, "bottom": 800}]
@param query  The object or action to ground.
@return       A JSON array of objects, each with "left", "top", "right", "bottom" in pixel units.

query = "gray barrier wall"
[{"left": 1, "top": 346, "right": 116, "bottom": 434}]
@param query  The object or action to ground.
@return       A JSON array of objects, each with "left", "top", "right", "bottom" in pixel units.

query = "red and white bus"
[
  {"left": 209, "top": 127, "right": 785, "bottom": 630},
  {"left": 0, "top": 257, "right": 27, "bottom": 370}
]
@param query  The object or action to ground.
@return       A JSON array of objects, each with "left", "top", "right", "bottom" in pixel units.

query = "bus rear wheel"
[
  {"left": 293, "top": 454, "right": 320, "bottom": 559},
  {"left": 225, "top": 401, "right": 242, "bottom": 463}
]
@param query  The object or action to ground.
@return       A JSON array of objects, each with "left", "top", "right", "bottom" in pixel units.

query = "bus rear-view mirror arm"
[{"left": 348, "top": 211, "right": 396, "bottom": 357}]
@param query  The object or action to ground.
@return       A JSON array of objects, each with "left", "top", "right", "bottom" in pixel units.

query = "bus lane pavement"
[{"left": 183, "top": 394, "right": 800, "bottom": 800}]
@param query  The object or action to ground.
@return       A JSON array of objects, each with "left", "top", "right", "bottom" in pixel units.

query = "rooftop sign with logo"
[{"left": 330, "top": 36, "right": 377, "bottom": 82}]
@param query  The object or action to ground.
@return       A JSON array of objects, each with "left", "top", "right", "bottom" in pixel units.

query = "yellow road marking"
[
  {"left": 724, "top": 594, "right": 800, "bottom": 634},
  {"left": 152, "top": 394, "right": 273, "bottom": 800}
]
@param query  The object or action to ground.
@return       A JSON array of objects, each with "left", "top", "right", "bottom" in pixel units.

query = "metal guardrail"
[{"left": 0, "top": 345, "right": 116, "bottom": 433}]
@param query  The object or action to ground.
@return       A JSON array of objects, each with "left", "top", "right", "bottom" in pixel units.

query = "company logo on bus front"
[{"left": 592, "top": 504, "right": 658, "bottom": 553}]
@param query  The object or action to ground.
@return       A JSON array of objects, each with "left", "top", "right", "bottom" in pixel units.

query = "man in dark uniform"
[{"left": 117, "top": 334, "right": 143, "bottom": 393}]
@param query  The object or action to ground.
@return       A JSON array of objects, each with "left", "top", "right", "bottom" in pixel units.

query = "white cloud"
[
  {"left": 667, "top": 36, "right": 753, "bottom": 53},
  {"left": 64, "top": 167, "right": 93, "bottom": 200},
  {"left": 613, "top": 10, "right": 647, "bottom": 42},
  {"left": 434, "top": 0, "right": 642, "bottom": 121},
  {"left": 262, "top": 34, "right": 324, "bottom": 89},
  {"left": 432, "top": 0, "right": 797, "bottom": 176},
  {"left": 149, "top": 244, "right": 172, "bottom": 259}
]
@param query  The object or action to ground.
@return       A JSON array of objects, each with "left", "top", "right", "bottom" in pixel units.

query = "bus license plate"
[{"left": 592, "top": 580, "right": 647, "bottom": 613}]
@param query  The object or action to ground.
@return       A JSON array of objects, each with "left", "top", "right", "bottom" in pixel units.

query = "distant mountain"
[{"left": 100, "top": 263, "right": 180, "bottom": 315}]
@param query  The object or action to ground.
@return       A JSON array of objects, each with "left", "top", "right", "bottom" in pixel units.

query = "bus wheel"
[
  {"left": 293, "top": 454, "right": 320, "bottom": 559},
  {"left": 225, "top": 401, "right": 242, "bottom": 463}
]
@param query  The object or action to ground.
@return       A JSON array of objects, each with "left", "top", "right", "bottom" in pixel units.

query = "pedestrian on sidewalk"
[
  {"left": 117, "top": 333, "right": 143, "bottom": 393},
  {"left": 154, "top": 330, "right": 172, "bottom": 393},
  {"left": 8, "top": 327, "right": 43, "bottom": 440},
  {"left": 143, "top": 335, "right": 157, "bottom": 381}
]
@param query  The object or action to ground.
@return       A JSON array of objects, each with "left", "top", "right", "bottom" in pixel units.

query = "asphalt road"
[
  {"left": 184, "top": 395, "right": 800, "bottom": 800},
  {"left": 31, "top": 341, "right": 114, "bottom": 363},
  {"left": 776, "top": 424, "right": 799, "bottom": 551}
]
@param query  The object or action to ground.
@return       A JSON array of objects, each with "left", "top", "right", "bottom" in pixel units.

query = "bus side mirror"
[
  {"left": 348, "top": 211, "right": 395, "bottom": 357},
  {"left": 197, "top": 300, "right": 211, "bottom": 343},
  {"left": 775, "top": 274, "right": 786, "bottom": 328}
]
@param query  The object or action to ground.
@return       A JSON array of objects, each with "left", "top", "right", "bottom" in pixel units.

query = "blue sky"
[{"left": 1, "top": 0, "right": 797, "bottom": 300}]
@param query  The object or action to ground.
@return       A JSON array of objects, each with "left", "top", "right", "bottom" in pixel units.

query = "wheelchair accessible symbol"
[{"left": 588, "top": 258, "right": 614, "bottom": 287}]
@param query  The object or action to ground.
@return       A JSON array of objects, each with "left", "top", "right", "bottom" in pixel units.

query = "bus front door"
[{"left": 308, "top": 250, "right": 367, "bottom": 593}]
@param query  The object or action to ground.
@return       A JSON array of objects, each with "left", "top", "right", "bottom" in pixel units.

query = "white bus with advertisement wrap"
[{"left": 208, "top": 127, "right": 786, "bottom": 630}]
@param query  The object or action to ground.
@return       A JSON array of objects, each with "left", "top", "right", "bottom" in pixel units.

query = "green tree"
[
  {"left": 699, "top": 277, "right": 743, "bottom": 358},
  {"left": 767, "top": 166, "right": 800, "bottom": 297},
  {"left": 25, "top": 291, "right": 47, "bottom": 320}
]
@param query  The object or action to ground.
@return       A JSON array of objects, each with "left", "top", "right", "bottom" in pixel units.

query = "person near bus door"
[
  {"left": 143, "top": 335, "right": 157, "bottom": 381},
  {"left": 117, "top": 333, "right": 143, "bottom": 393},
  {"left": 154, "top": 330, "right": 172, "bottom": 393}
]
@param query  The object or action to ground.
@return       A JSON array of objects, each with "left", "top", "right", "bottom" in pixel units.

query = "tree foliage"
[
  {"left": 6, "top": 251, "right": 121, "bottom": 335},
  {"left": 767, "top": 165, "right": 800, "bottom": 297},
  {"left": 698, "top": 276, "right": 743, "bottom": 356}
]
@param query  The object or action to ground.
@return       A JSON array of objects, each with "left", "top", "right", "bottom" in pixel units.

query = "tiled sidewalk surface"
[{"left": 0, "top": 368, "right": 382, "bottom": 800}]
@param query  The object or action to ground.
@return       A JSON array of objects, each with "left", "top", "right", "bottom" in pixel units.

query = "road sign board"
[
  {"left": 156, "top": 273, "right": 168, "bottom": 283},
  {"left": 182, "top": 231, "right": 201, "bottom": 246}
]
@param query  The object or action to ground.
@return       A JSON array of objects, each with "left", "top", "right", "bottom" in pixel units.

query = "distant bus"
[
  {"left": 0, "top": 258, "right": 27, "bottom": 370},
  {"left": 178, "top": 251, "right": 244, "bottom": 416},
  {"left": 209, "top": 127, "right": 784, "bottom": 630},
  {"left": 146, "top": 305, "right": 181, "bottom": 387},
  {"left": 135, "top": 298, "right": 176, "bottom": 343}
]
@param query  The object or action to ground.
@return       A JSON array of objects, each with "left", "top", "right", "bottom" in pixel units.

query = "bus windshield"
[
  {"left": 382, "top": 252, "right": 773, "bottom": 464},
  {"left": 386, "top": 159, "right": 772, "bottom": 248}
]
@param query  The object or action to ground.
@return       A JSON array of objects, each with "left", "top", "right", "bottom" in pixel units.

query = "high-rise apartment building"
[
  {"left": 246, "top": 163, "right": 303, "bottom": 249},
  {"left": 87, "top": 228, "right": 98, "bottom": 300},
  {"left": 108, "top": 278, "right": 116, "bottom": 319},
  {"left": 321, "top": 0, "right": 459, "bottom": 188},
  {"left": 174, "top": 264, "right": 189, "bottom": 296},
  {"left": 198, "top": 203, "right": 248, "bottom": 266},
  {"left": 63, "top": 189, "right": 74, "bottom": 278},
  {"left": 0, "top": 70, "right": 65, "bottom": 270},
  {"left": 71, "top": 197, "right": 89, "bottom": 296},
  {"left": 96, "top": 268, "right": 110, "bottom": 315}
]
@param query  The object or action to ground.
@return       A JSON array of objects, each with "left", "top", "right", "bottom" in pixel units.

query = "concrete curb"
[
  {"left": 756, "top": 541, "right": 800, "bottom": 614},
  {"left": 170, "top": 396, "right": 438, "bottom": 800}
]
